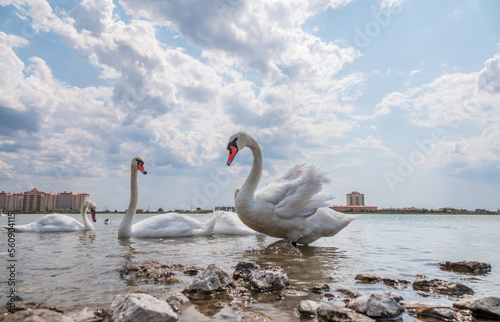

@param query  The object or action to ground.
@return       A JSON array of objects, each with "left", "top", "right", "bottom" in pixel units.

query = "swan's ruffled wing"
[
  {"left": 255, "top": 163, "right": 334, "bottom": 219},
  {"left": 32, "top": 214, "right": 83, "bottom": 232}
]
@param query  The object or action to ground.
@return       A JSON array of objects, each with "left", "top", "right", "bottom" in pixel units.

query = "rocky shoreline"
[{"left": 2, "top": 241, "right": 498, "bottom": 321}]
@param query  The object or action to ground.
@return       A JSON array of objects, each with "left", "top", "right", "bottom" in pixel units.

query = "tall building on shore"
[
  {"left": 347, "top": 191, "right": 365, "bottom": 206},
  {"left": 0, "top": 188, "right": 89, "bottom": 212},
  {"left": 0, "top": 192, "right": 24, "bottom": 212},
  {"left": 331, "top": 191, "right": 377, "bottom": 212}
]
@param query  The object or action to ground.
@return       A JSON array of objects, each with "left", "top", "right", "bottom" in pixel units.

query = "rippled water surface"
[{"left": 1, "top": 213, "right": 499, "bottom": 320}]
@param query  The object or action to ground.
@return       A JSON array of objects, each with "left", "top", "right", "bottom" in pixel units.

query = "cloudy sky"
[{"left": 1, "top": 0, "right": 499, "bottom": 212}]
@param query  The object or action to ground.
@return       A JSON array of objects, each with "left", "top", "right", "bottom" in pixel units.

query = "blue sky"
[{"left": 0, "top": 0, "right": 499, "bottom": 212}]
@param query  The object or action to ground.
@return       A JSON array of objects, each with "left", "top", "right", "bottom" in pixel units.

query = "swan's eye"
[{"left": 227, "top": 138, "right": 238, "bottom": 151}]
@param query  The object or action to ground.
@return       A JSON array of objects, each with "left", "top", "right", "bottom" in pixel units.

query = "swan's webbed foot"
[{"left": 291, "top": 241, "right": 297, "bottom": 247}]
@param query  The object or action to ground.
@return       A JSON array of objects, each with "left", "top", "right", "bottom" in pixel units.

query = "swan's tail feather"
[
  {"left": 201, "top": 213, "right": 218, "bottom": 234},
  {"left": 307, "top": 194, "right": 335, "bottom": 209}
]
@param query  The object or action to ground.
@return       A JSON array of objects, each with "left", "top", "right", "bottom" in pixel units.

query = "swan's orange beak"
[
  {"left": 227, "top": 139, "right": 238, "bottom": 166},
  {"left": 138, "top": 161, "right": 147, "bottom": 174},
  {"left": 91, "top": 208, "right": 97, "bottom": 222}
]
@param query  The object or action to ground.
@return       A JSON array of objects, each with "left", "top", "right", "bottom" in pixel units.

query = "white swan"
[
  {"left": 212, "top": 210, "right": 261, "bottom": 235},
  {"left": 2, "top": 200, "right": 97, "bottom": 232},
  {"left": 226, "top": 131, "right": 353, "bottom": 246},
  {"left": 117, "top": 156, "right": 216, "bottom": 238}
]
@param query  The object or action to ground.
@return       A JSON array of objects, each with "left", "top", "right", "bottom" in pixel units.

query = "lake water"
[{"left": 1, "top": 213, "right": 499, "bottom": 321}]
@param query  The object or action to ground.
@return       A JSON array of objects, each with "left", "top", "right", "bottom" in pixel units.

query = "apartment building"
[
  {"left": 346, "top": 191, "right": 365, "bottom": 206},
  {"left": 0, "top": 189, "right": 89, "bottom": 212},
  {"left": 0, "top": 192, "right": 24, "bottom": 211}
]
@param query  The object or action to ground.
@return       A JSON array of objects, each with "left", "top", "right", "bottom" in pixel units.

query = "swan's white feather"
[
  {"left": 212, "top": 211, "right": 261, "bottom": 235},
  {"left": 255, "top": 163, "right": 333, "bottom": 219},
  {"left": 10, "top": 214, "right": 84, "bottom": 232},
  {"left": 131, "top": 213, "right": 216, "bottom": 238}
]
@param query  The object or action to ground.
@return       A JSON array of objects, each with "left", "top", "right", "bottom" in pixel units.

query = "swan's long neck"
[
  {"left": 238, "top": 136, "right": 262, "bottom": 208},
  {"left": 81, "top": 203, "right": 94, "bottom": 230},
  {"left": 118, "top": 168, "right": 138, "bottom": 238}
]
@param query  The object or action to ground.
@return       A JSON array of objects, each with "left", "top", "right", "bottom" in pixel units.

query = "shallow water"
[{"left": 1, "top": 213, "right": 499, "bottom": 320}]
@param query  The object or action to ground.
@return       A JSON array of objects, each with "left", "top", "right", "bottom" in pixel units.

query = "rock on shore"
[
  {"left": 347, "top": 293, "right": 404, "bottom": 318},
  {"left": 297, "top": 292, "right": 403, "bottom": 321},
  {"left": 2, "top": 309, "right": 73, "bottom": 322},
  {"left": 109, "top": 293, "right": 177, "bottom": 322},
  {"left": 261, "top": 240, "right": 303, "bottom": 257},
  {"left": 317, "top": 306, "right": 376, "bottom": 321},
  {"left": 355, "top": 273, "right": 411, "bottom": 289},
  {"left": 182, "top": 264, "right": 235, "bottom": 300},
  {"left": 248, "top": 266, "right": 289, "bottom": 291},
  {"left": 2, "top": 256, "right": 494, "bottom": 321},
  {"left": 120, "top": 261, "right": 203, "bottom": 284},
  {"left": 413, "top": 279, "right": 475, "bottom": 296},
  {"left": 454, "top": 295, "right": 500, "bottom": 320},
  {"left": 438, "top": 260, "right": 492, "bottom": 274}
]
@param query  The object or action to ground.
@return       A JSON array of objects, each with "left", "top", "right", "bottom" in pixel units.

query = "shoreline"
[
  {"left": 2, "top": 255, "right": 497, "bottom": 322},
  {"left": 4, "top": 211, "right": 499, "bottom": 215}
]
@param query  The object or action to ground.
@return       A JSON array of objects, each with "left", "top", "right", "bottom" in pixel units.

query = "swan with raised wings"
[
  {"left": 117, "top": 156, "right": 216, "bottom": 238},
  {"left": 226, "top": 131, "right": 353, "bottom": 246},
  {"left": 2, "top": 200, "right": 97, "bottom": 232}
]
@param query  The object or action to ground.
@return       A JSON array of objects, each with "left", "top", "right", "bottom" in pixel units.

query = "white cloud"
[
  {"left": 379, "top": 0, "right": 407, "bottom": 10},
  {"left": 334, "top": 158, "right": 363, "bottom": 168},
  {"left": 376, "top": 53, "right": 500, "bottom": 173},
  {"left": 409, "top": 69, "right": 421, "bottom": 76}
]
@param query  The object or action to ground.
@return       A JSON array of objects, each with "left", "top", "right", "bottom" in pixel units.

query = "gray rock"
[
  {"left": 166, "top": 294, "right": 190, "bottom": 313},
  {"left": 336, "top": 288, "right": 359, "bottom": 299},
  {"left": 413, "top": 279, "right": 474, "bottom": 296},
  {"left": 347, "top": 293, "right": 404, "bottom": 318},
  {"left": 64, "top": 307, "right": 97, "bottom": 321},
  {"left": 249, "top": 266, "right": 289, "bottom": 291},
  {"left": 233, "top": 261, "right": 261, "bottom": 282},
  {"left": 262, "top": 240, "right": 303, "bottom": 257},
  {"left": 2, "top": 309, "right": 73, "bottom": 322},
  {"left": 109, "top": 293, "right": 177, "bottom": 322},
  {"left": 65, "top": 307, "right": 110, "bottom": 321},
  {"left": 183, "top": 264, "right": 234, "bottom": 299},
  {"left": 454, "top": 295, "right": 500, "bottom": 320},
  {"left": 438, "top": 260, "right": 492, "bottom": 274},
  {"left": 298, "top": 300, "right": 321, "bottom": 317},
  {"left": 310, "top": 284, "right": 330, "bottom": 293},
  {"left": 120, "top": 261, "right": 202, "bottom": 284},
  {"left": 355, "top": 273, "right": 410, "bottom": 288},
  {"left": 385, "top": 291, "right": 404, "bottom": 303},
  {"left": 402, "top": 300, "right": 472, "bottom": 322},
  {"left": 317, "top": 306, "right": 375, "bottom": 321}
]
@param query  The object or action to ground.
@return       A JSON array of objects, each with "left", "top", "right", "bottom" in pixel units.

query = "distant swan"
[
  {"left": 226, "top": 131, "right": 353, "bottom": 245},
  {"left": 117, "top": 157, "right": 216, "bottom": 238},
  {"left": 2, "top": 200, "right": 97, "bottom": 232}
]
